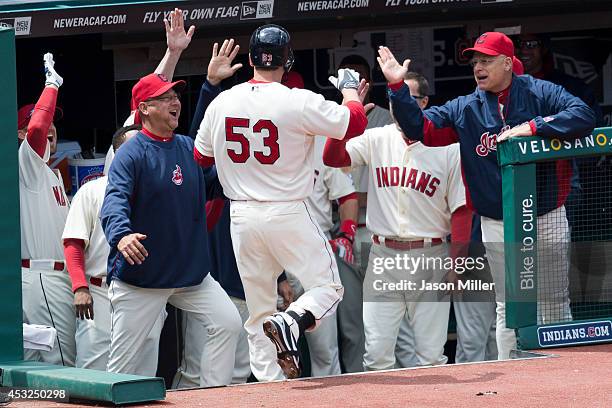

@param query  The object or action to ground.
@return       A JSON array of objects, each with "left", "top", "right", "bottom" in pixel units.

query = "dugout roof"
[{"left": 1, "top": 0, "right": 611, "bottom": 39}]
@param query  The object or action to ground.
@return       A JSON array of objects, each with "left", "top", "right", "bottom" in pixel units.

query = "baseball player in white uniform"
[
  {"left": 323, "top": 72, "right": 471, "bottom": 369},
  {"left": 61, "top": 125, "right": 167, "bottom": 371},
  {"left": 194, "top": 24, "right": 368, "bottom": 380},
  {"left": 18, "top": 53, "right": 76, "bottom": 366}
]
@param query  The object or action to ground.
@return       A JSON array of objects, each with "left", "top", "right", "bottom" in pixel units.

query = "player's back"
[{"left": 200, "top": 81, "right": 349, "bottom": 202}]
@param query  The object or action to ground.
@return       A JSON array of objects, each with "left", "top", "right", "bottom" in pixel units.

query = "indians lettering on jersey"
[
  {"left": 475, "top": 125, "right": 510, "bottom": 157},
  {"left": 172, "top": 165, "right": 183, "bottom": 186},
  {"left": 52, "top": 185, "right": 67, "bottom": 207},
  {"left": 374, "top": 166, "right": 440, "bottom": 198}
]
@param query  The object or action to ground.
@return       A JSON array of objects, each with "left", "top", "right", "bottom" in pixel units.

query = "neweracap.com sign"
[{"left": 538, "top": 320, "right": 612, "bottom": 347}]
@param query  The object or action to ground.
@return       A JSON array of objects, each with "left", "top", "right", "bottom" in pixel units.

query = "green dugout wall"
[
  {"left": 0, "top": 27, "right": 24, "bottom": 363},
  {"left": 499, "top": 127, "right": 612, "bottom": 349}
]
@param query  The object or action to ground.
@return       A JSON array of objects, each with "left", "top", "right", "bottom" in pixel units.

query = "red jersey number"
[{"left": 225, "top": 118, "right": 280, "bottom": 165}]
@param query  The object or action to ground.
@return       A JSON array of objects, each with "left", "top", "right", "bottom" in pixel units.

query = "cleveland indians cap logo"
[
  {"left": 476, "top": 33, "right": 488, "bottom": 44},
  {"left": 157, "top": 73, "right": 169, "bottom": 82},
  {"left": 172, "top": 165, "right": 183, "bottom": 186}
]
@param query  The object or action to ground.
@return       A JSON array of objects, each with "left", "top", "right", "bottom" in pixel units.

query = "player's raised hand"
[
  {"left": 207, "top": 39, "right": 243, "bottom": 86},
  {"left": 164, "top": 8, "right": 195, "bottom": 53},
  {"left": 43, "top": 52, "right": 63, "bottom": 88},
  {"left": 329, "top": 68, "right": 360, "bottom": 91},
  {"left": 357, "top": 79, "right": 375, "bottom": 113},
  {"left": 74, "top": 288, "right": 94, "bottom": 320},
  {"left": 377, "top": 46, "right": 410, "bottom": 84},
  {"left": 118, "top": 233, "right": 148, "bottom": 265}
]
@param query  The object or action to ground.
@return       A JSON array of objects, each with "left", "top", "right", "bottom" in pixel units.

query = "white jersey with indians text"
[
  {"left": 62, "top": 176, "right": 109, "bottom": 278},
  {"left": 346, "top": 124, "right": 465, "bottom": 239},
  {"left": 19, "top": 138, "right": 69, "bottom": 261},
  {"left": 195, "top": 81, "right": 350, "bottom": 201}
]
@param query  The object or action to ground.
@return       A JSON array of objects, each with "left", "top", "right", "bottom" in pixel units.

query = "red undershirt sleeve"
[
  {"left": 63, "top": 238, "right": 88, "bottom": 292},
  {"left": 27, "top": 86, "right": 58, "bottom": 158},
  {"left": 323, "top": 138, "right": 352, "bottom": 167},
  {"left": 205, "top": 199, "right": 226, "bottom": 232},
  {"left": 450, "top": 205, "right": 472, "bottom": 260}
]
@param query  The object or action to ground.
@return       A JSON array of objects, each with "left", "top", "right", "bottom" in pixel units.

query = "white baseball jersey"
[
  {"left": 19, "top": 138, "right": 69, "bottom": 261},
  {"left": 346, "top": 124, "right": 465, "bottom": 239},
  {"left": 61, "top": 176, "right": 109, "bottom": 278},
  {"left": 195, "top": 81, "right": 350, "bottom": 201},
  {"left": 351, "top": 105, "right": 394, "bottom": 194},
  {"left": 308, "top": 165, "right": 355, "bottom": 233}
]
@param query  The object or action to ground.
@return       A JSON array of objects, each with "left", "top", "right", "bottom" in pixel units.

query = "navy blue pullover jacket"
[
  {"left": 390, "top": 74, "right": 596, "bottom": 220},
  {"left": 101, "top": 131, "right": 222, "bottom": 288}
]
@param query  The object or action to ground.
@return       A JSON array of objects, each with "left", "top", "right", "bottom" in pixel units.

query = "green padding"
[
  {"left": 0, "top": 27, "right": 24, "bottom": 363},
  {"left": 502, "top": 163, "right": 537, "bottom": 328},
  {"left": 1, "top": 361, "right": 165, "bottom": 404},
  {"left": 498, "top": 127, "right": 612, "bottom": 165}
]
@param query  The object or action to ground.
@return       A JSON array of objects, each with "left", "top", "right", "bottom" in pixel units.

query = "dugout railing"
[{"left": 499, "top": 126, "right": 612, "bottom": 350}]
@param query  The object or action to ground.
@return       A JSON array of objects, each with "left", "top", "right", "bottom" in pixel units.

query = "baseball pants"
[
  {"left": 107, "top": 274, "right": 242, "bottom": 384},
  {"left": 394, "top": 313, "right": 419, "bottom": 368},
  {"left": 362, "top": 242, "right": 450, "bottom": 370},
  {"left": 172, "top": 296, "right": 249, "bottom": 389},
  {"left": 336, "top": 254, "right": 366, "bottom": 373},
  {"left": 453, "top": 299, "right": 497, "bottom": 362},
  {"left": 75, "top": 279, "right": 167, "bottom": 371},
  {"left": 285, "top": 272, "right": 341, "bottom": 377},
  {"left": 230, "top": 200, "right": 344, "bottom": 381},
  {"left": 22, "top": 267, "right": 76, "bottom": 366},
  {"left": 481, "top": 205, "right": 572, "bottom": 359}
]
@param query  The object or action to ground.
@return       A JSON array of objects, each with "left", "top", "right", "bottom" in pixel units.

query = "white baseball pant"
[
  {"left": 107, "top": 274, "right": 242, "bottom": 384},
  {"left": 481, "top": 205, "right": 572, "bottom": 359},
  {"left": 22, "top": 267, "right": 76, "bottom": 366},
  {"left": 285, "top": 272, "right": 341, "bottom": 377},
  {"left": 363, "top": 242, "right": 450, "bottom": 370},
  {"left": 394, "top": 313, "right": 419, "bottom": 368},
  {"left": 76, "top": 279, "right": 166, "bottom": 371},
  {"left": 230, "top": 200, "right": 343, "bottom": 381}
]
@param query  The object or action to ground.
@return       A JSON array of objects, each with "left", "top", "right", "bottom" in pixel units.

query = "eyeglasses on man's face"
[
  {"left": 469, "top": 56, "right": 503, "bottom": 68},
  {"left": 411, "top": 95, "right": 426, "bottom": 100},
  {"left": 147, "top": 92, "right": 181, "bottom": 103},
  {"left": 516, "top": 39, "right": 542, "bottom": 49}
]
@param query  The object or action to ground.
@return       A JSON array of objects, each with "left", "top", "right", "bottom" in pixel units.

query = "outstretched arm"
[
  {"left": 189, "top": 38, "right": 242, "bottom": 138},
  {"left": 26, "top": 53, "right": 63, "bottom": 159},
  {"left": 154, "top": 8, "right": 195, "bottom": 81}
]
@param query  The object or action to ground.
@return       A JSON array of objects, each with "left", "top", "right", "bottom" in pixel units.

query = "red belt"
[
  {"left": 89, "top": 277, "right": 104, "bottom": 287},
  {"left": 21, "top": 259, "right": 64, "bottom": 271},
  {"left": 372, "top": 235, "right": 443, "bottom": 250}
]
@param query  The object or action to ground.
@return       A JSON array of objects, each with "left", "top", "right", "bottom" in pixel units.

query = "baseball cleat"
[{"left": 263, "top": 312, "right": 301, "bottom": 379}]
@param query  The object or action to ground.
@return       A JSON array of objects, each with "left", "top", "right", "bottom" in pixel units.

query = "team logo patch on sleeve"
[{"left": 172, "top": 165, "right": 183, "bottom": 186}]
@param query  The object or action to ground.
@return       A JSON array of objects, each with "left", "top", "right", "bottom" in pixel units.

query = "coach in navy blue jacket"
[
  {"left": 376, "top": 32, "right": 595, "bottom": 360},
  {"left": 100, "top": 72, "right": 241, "bottom": 383}
]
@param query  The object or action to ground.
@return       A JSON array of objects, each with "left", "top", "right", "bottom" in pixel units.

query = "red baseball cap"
[
  {"left": 282, "top": 71, "right": 304, "bottom": 89},
  {"left": 132, "top": 73, "right": 185, "bottom": 124},
  {"left": 17, "top": 104, "right": 63, "bottom": 130},
  {"left": 512, "top": 56, "right": 524, "bottom": 75},
  {"left": 463, "top": 32, "right": 514, "bottom": 58}
]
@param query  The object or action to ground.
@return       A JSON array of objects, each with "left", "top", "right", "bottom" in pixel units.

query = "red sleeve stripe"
[
  {"left": 388, "top": 82, "right": 405, "bottom": 92},
  {"left": 194, "top": 147, "right": 215, "bottom": 167},
  {"left": 337, "top": 192, "right": 358, "bottom": 206}
]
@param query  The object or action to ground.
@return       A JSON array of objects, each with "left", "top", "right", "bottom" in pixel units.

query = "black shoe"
[{"left": 263, "top": 312, "right": 301, "bottom": 379}]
